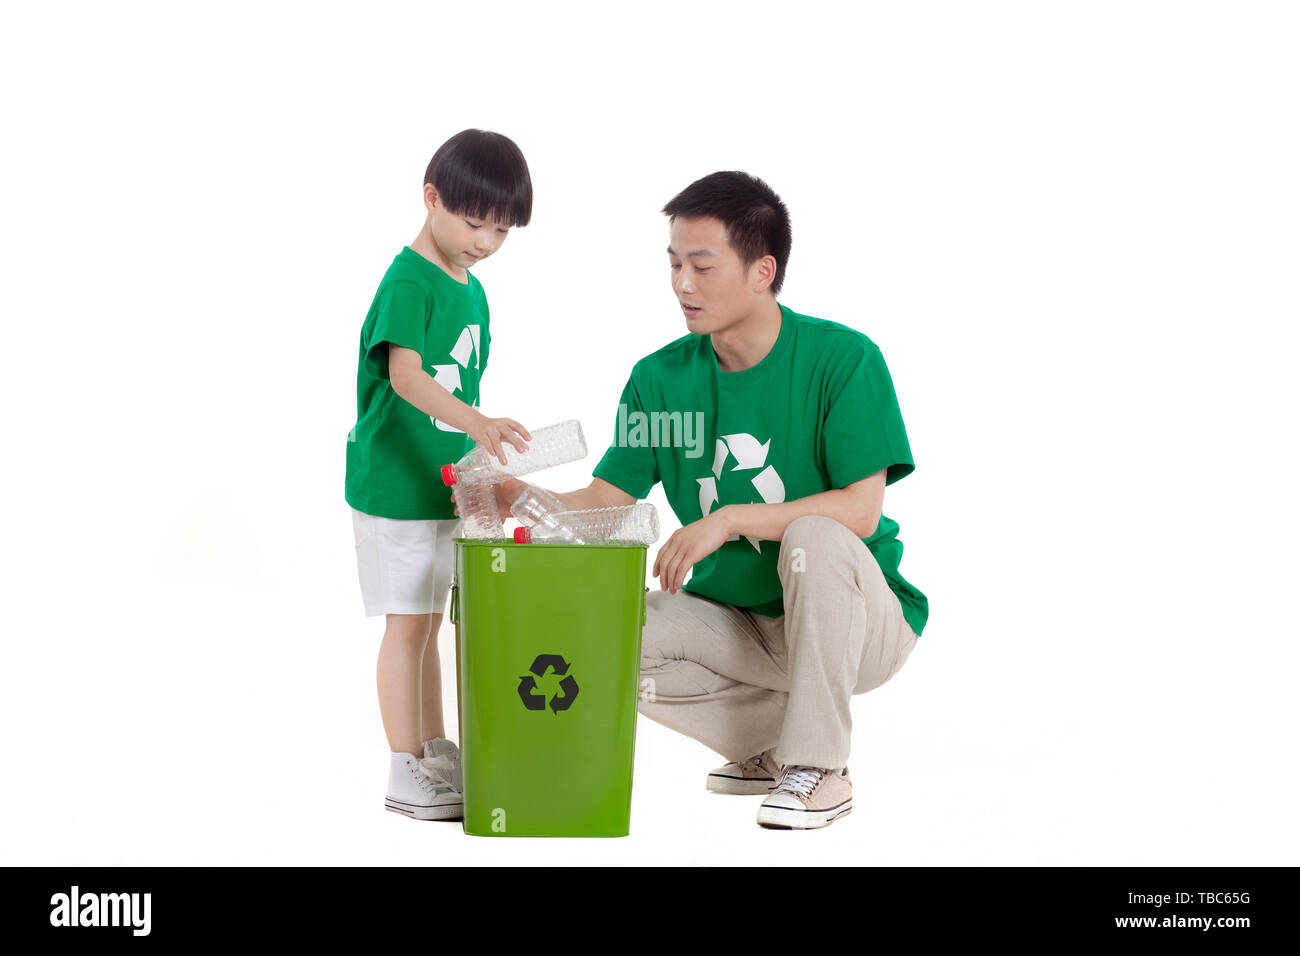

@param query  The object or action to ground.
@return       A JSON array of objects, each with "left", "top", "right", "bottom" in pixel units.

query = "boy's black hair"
[
  {"left": 424, "top": 129, "right": 532, "bottom": 227},
  {"left": 662, "top": 171, "right": 792, "bottom": 295}
]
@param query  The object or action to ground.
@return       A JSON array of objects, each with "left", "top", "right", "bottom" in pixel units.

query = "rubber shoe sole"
[
  {"left": 384, "top": 797, "right": 463, "bottom": 821},
  {"left": 707, "top": 771, "right": 777, "bottom": 795},
  {"left": 756, "top": 798, "right": 852, "bottom": 830}
]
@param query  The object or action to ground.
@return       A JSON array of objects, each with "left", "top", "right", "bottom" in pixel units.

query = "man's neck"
[{"left": 710, "top": 297, "right": 783, "bottom": 372}]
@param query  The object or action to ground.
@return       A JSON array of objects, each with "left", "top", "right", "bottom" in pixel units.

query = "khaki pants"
[{"left": 638, "top": 514, "right": 919, "bottom": 770}]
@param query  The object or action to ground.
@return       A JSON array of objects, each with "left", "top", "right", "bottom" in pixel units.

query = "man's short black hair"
[
  {"left": 424, "top": 129, "right": 532, "bottom": 227},
  {"left": 662, "top": 171, "right": 792, "bottom": 295}
]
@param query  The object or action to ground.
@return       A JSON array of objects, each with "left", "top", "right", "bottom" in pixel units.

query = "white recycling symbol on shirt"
[
  {"left": 428, "top": 324, "right": 482, "bottom": 434},
  {"left": 697, "top": 432, "right": 786, "bottom": 553}
]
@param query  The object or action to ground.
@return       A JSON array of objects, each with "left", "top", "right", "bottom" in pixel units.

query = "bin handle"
[
  {"left": 449, "top": 583, "right": 459, "bottom": 625},
  {"left": 642, "top": 586, "right": 648, "bottom": 627}
]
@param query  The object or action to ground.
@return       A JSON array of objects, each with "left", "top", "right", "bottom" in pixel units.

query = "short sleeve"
[
  {"left": 822, "top": 342, "right": 915, "bottom": 488},
  {"left": 363, "top": 281, "right": 429, "bottom": 380},
  {"left": 591, "top": 367, "right": 660, "bottom": 500}
]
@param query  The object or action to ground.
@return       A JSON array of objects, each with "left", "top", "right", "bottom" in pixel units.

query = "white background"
[{"left": 2, "top": 1, "right": 1296, "bottom": 865}]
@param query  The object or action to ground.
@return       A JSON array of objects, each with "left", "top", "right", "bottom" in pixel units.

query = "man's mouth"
[{"left": 681, "top": 303, "right": 701, "bottom": 315}]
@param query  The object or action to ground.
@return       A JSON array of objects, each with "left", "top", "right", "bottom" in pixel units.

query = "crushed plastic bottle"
[
  {"left": 440, "top": 420, "right": 586, "bottom": 487},
  {"left": 509, "top": 483, "right": 583, "bottom": 544},
  {"left": 513, "top": 503, "right": 660, "bottom": 545}
]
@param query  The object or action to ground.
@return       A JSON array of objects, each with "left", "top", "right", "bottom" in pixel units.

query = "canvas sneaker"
[
  {"left": 756, "top": 765, "right": 853, "bottom": 829},
  {"left": 384, "top": 743, "right": 462, "bottom": 821},
  {"left": 706, "top": 748, "right": 780, "bottom": 794},
  {"left": 422, "top": 738, "right": 462, "bottom": 791}
]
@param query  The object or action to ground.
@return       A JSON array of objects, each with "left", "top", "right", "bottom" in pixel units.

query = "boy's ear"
[{"left": 423, "top": 182, "right": 440, "bottom": 213}]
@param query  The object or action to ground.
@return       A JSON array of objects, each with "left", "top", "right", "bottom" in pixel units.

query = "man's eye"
[
  {"left": 696, "top": 267, "right": 712, "bottom": 273},
  {"left": 670, "top": 263, "right": 681, "bottom": 270}
]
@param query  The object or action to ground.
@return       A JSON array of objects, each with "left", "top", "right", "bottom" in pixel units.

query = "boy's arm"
[
  {"left": 388, "top": 345, "right": 530, "bottom": 466},
  {"left": 388, "top": 345, "right": 483, "bottom": 434}
]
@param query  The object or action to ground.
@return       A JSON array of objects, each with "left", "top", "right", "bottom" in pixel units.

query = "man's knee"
[{"left": 779, "top": 514, "right": 857, "bottom": 579}]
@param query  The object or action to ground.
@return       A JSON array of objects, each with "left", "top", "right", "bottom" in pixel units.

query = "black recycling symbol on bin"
[{"left": 517, "top": 654, "right": 579, "bottom": 714}]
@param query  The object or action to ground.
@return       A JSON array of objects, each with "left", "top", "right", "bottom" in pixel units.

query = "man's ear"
[{"left": 751, "top": 254, "right": 778, "bottom": 294}]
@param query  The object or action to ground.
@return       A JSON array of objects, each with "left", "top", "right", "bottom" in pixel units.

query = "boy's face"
[
  {"left": 667, "top": 216, "right": 769, "bottom": 335},
  {"left": 426, "top": 187, "right": 510, "bottom": 271}
]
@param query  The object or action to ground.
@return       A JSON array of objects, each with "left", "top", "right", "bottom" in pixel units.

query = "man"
[{"left": 506, "top": 170, "right": 928, "bottom": 830}]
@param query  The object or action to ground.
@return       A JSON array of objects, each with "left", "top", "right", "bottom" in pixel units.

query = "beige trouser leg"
[{"left": 637, "top": 514, "right": 919, "bottom": 769}]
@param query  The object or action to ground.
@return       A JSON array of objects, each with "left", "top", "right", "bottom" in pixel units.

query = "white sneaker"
[
  {"left": 756, "top": 765, "right": 853, "bottom": 830},
  {"left": 706, "top": 748, "right": 780, "bottom": 794},
  {"left": 421, "top": 738, "right": 462, "bottom": 790},
  {"left": 385, "top": 747, "right": 462, "bottom": 821}
]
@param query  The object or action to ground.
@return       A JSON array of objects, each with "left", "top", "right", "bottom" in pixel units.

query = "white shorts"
[{"left": 350, "top": 507, "right": 460, "bottom": 616}]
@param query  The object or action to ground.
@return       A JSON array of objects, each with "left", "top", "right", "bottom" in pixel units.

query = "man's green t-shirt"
[
  {"left": 592, "top": 303, "right": 928, "bottom": 637},
  {"left": 345, "top": 247, "right": 491, "bottom": 520}
]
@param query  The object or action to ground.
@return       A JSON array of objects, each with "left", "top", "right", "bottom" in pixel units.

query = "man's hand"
[
  {"left": 466, "top": 414, "right": 531, "bottom": 467},
  {"left": 652, "top": 510, "right": 732, "bottom": 594},
  {"left": 450, "top": 477, "right": 526, "bottom": 520}
]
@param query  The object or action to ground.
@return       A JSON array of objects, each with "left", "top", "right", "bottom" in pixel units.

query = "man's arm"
[
  {"left": 650, "top": 470, "right": 887, "bottom": 593},
  {"left": 486, "top": 476, "right": 635, "bottom": 521},
  {"left": 715, "top": 470, "right": 887, "bottom": 541}
]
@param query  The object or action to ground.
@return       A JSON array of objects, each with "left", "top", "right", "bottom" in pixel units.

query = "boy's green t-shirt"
[
  {"left": 592, "top": 303, "right": 929, "bottom": 637},
  {"left": 345, "top": 247, "right": 491, "bottom": 519}
]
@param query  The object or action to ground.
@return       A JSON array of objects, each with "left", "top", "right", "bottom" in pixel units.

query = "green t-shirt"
[
  {"left": 592, "top": 303, "right": 928, "bottom": 637},
  {"left": 345, "top": 247, "right": 491, "bottom": 519}
]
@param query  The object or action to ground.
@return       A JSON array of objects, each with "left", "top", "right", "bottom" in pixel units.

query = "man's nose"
[{"left": 675, "top": 271, "right": 696, "bottom": 295}]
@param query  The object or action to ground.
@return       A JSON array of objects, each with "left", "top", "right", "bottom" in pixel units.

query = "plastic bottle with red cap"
[
  {"left": 440, "top": 419, "right": 586, "bottom": 487},
  {"left": 513, "top": 503, "right": 660, "bottom": 545}
]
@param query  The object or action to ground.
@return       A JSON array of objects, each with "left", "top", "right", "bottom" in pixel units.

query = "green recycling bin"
[{"left": 450, "top": 538, "right": 648, "bottom": 837}]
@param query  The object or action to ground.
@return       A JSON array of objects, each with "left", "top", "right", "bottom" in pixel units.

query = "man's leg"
[
  {"left": 637, "top": 589, "right": 791, "bottom": 764},
  {"left": 772, "top": 514, "right": 919, "bottom": 770}
]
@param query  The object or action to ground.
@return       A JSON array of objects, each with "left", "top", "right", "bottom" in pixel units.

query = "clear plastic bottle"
[
  {"left": 447, "top": 475, "right": 506, "bottom": 540},
  {"left": 509, "top": 484, "right": 584, "bottom": 544},
  {"left": 513, "top": 503, "right": 660, "bottom": 545},
  {"left": 440, "top": 419, "right": 587, "bottom": 487}
]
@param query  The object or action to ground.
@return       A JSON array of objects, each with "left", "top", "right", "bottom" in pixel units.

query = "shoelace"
[
  {"left": 415, "top": 754, "right": 460, "bottom": 794},
  {"left": 773, "top": 766, "right": 825, "bottom": 800}
]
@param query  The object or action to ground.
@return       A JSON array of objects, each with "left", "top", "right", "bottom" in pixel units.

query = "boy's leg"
[
  {"left": 378, "top": 613, "right": 434, "bottom": 757},
  {"left": 773, "top": 514, "right": 919, "bottom": 769},
  {"left": 417, "top": 518, "right": 459, "bottom": 744},
  {"left": 419, "top": 612, "right": 446, "bottom": 743},
  {"left": 637, "top": 589, "right": 791, "bottom": 764}
]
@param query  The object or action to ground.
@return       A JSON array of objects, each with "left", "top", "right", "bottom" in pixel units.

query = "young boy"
[{"left": 345, "top": 129, "right": 533, "bottom": 821}]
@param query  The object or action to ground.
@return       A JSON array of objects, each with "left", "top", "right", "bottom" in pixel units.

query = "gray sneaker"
[
  {"left": 706, "top": 749, "right": 780, "bottom": 795},
  {"left": 756, "top": 765, "right": 853, "bottom": 829}
]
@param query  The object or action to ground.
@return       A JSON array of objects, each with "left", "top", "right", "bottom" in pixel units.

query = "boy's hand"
[{"left": 467, "top": 414, "right": 531, "bottom": 467}]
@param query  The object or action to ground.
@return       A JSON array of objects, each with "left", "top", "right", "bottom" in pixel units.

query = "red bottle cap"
[
  {"left": 440, "top": 464, "right": 458, "bottom": 486},
  {"left": 513, "top": 527, "right": 532, "bottom": 544}
]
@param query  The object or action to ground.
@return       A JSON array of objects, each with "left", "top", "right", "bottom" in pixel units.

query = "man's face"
[
  {"left": 427, "top": 188, "right": 510, "bottom": 271},
  {"left": 667, "top": 216, "right": 759, "bottom": 334}
]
